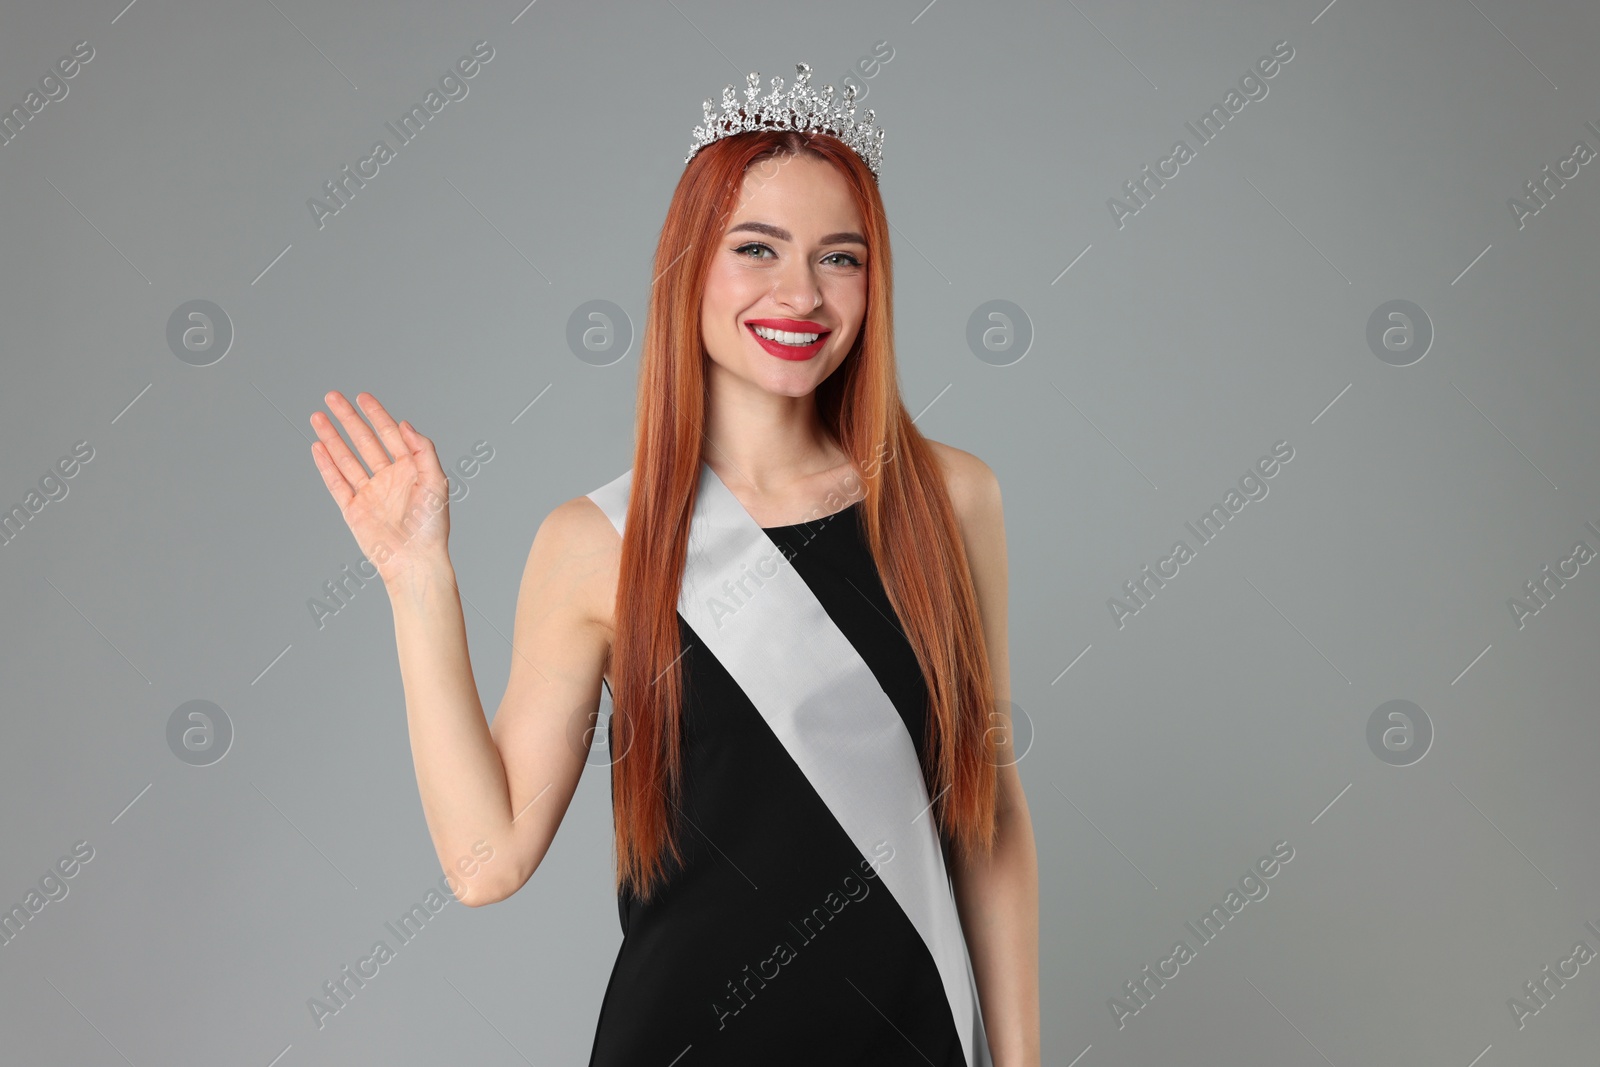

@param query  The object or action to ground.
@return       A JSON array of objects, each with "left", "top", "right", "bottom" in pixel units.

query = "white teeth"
[{"left": 752, "top": 324, "right": 821, "bottom": 345}]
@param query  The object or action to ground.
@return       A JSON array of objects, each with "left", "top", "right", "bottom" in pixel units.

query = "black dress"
[{"left": 586, "top": 501, "right": 975, "bottom": 1066}]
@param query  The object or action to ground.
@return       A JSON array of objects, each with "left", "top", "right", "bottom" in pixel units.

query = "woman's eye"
[{"left": 733, "top": 243, "right": 860, "bottom": 267}]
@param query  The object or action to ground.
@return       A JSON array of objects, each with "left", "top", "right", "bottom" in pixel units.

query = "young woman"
[{"left": 308, "top": 63, "right": 1039, "bottom": 1067}]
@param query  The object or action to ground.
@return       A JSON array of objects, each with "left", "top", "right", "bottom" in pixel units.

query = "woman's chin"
[
  {"left": 756, "top": 359, "right": 835, "bottom": 396},
  {"left": 705, "top": 356, "right": 817, "bottom": 395}
]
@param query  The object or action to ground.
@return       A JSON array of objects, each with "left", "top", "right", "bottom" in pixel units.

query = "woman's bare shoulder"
[
  {"left": 544, "top": 493, "right": 621, "bottom": 543},
  {"left": 923, "top": 438, "right": 1001, "bottom": 525},
  {"left": 530, "top": 494, "right": 622, "bottom": 634}
]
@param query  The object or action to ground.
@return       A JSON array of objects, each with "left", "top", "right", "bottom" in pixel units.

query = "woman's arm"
[
  {"left": 310, "top": 391, "right": 612, "bottom": 906},
  {"left": 387, "top": 496, "right": 613, "bottom": 906},
  {"left": 938, "top": 445, "right": 1041, "bottom": 1067}
]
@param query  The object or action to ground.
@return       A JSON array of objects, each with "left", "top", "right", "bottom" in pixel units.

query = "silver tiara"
[{"left": 686, "top": 62, "right": 884, "bottom": 180}]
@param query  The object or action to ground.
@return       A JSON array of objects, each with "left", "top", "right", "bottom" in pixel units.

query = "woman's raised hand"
[{"left": 309, "top": 391, "right": 452, "bottom": 586}]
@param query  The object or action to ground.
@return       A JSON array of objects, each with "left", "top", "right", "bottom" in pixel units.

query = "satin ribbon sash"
[{"left": 587, "top": 461, "right": 991, "bottom": 1066}]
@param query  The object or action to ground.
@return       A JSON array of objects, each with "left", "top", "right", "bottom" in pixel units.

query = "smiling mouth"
[
  {"left": 745, "top": 322, "right": 831, "bottom": 361},
  {"left": 749, "top": 324, "right": 826, "bottom": 345}
]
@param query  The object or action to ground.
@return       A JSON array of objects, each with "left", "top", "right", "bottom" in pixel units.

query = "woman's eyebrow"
[{"left": 726, "top": 221, "right": 867, "bottom": 245}]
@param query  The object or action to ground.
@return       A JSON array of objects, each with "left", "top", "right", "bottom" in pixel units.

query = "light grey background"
[{"left": 2, "top": 0, "right": 1597, "bottom": 1064}]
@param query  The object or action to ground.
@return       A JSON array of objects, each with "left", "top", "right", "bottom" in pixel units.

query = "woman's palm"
[{"left": 309, "top": 391, "right": 450, "bottom": 583}]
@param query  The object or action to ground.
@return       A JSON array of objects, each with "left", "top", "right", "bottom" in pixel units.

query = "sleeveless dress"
[{"left": 586, "top": 500, "right": 978, "bottom": 1066}]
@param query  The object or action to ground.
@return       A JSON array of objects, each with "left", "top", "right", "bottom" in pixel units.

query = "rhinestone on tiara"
[{"left": 685, "top": 62, "right": 885, "bottom": 180}]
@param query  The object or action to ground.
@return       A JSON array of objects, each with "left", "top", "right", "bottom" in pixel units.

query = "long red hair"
[{"left": 608, "top": 129, "right": 998, "bottom": 901}]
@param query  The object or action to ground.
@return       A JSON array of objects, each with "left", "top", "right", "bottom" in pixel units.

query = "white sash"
[{"left": 588, "top": 461, "right": 992, "bottom": 1066}]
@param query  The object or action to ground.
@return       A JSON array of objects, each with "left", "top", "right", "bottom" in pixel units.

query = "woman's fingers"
[
  {"left": 309, "top": 438, "right": 357, "bottom": 510},
  {"left": 310, "top": 404, "right": 372, "bottom": 489},
  {"left": 324, "top": 390, "right": 394, "bottom": 474},
  {"left": 356, "top": 393, "right": 409, "bottom": 467}
]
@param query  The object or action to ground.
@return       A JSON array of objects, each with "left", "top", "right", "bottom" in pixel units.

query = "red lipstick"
[{"left": 744, "top": 318, "right": 831, "bottom": 362}]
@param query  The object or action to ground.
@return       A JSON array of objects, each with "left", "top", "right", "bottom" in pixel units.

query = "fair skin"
[{"left": 307, "top": 152, "right": 1039, "bottom": 1065}]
